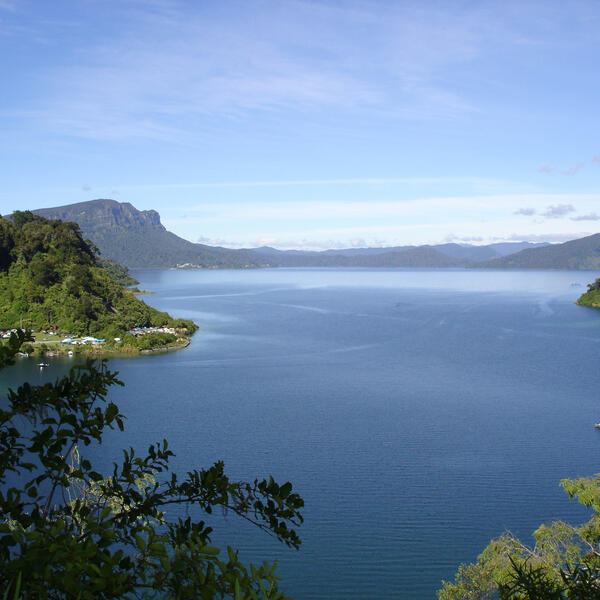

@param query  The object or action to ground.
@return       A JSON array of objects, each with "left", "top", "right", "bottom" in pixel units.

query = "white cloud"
[
  {"left": 118, "top": 176, "right": 503, "bottom": 191},
  {"left": 444, "top": 234, "right": 485, "bottom": 243},
  {"left": 167, "top": 194, "right": 598, "bottom": 222},
  {"left": 541, "top": 204, "right": 575, "bottom": 218},
  {"left": 571, "top": 212, "right": 600, "bottom": 221},
  {"left": 501, "top": 232, "right": 591, "bottom": 243},
  {"left": 560, "top": 162, "right": 584, "bottom": 176},
  {"left": 160, "top": 191, "right": 600, "bottom": 249},
  {"left": 539, "top": 162, "right": 585, "bottom": 176},
  {"left": 9, "top": 1, "right": 533, "bottom": 141}
]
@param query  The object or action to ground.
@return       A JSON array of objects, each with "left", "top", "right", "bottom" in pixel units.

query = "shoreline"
[
  {"left": 18, "top": 335, "right": 193, "bottom": 359},
  {"left": 18, "top": 340, "right": 191, "bottom": 360}
]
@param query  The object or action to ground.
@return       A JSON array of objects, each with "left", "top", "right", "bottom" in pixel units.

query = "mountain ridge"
[
  {"left": 33, "top": 199, "right": 263, "bottom": 269},
  {"left": 29, "top": 199, "right": 600, "bottom": 270},
  {"left": 474, "top": 233, "right": 600, "bottom": 270}
]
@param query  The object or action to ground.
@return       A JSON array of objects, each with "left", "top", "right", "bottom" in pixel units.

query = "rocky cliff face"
[
  {"left": 31, "top": 199, "right": 261, "bottom": 269},
  {"left": 34, "top": 199, "right": 166, "bottom": 235}
]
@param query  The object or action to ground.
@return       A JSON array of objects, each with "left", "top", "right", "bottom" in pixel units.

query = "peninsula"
[{"left": 0, "top": 211, "right": 197, "bottom": 357}]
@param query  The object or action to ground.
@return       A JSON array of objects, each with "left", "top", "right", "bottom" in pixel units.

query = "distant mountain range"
[
  {"left": 30, "top": 199, "right": 600, "bottom": 270},
  {"left": 247, "top": 241, "right": 552, "bottom": 268}
]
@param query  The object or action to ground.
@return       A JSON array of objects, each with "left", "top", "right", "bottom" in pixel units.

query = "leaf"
[{"left": 135, "top": 535, "right": 146, "bottom": 552}]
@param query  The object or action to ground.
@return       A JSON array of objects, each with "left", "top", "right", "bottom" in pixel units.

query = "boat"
[
  {"left": 595, "top": 423, "right": 600, "bottom": 429},
  {"left": 37, "top": 363, "right": 49, "bottom": 368}
]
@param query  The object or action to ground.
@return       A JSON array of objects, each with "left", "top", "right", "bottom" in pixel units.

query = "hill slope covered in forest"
[
  {"left": 475, "top": 233, "right": 600, "bottom": 270},
  {"left": 0, "top": 211, "right": 196, "bottom": 345}
]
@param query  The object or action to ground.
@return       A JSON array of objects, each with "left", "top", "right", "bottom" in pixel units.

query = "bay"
[{"left": 4, "top": 268, "right": 600, "bottom": 598}]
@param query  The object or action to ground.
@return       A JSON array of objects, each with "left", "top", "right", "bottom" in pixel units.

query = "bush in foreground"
[
  {"left": 0, "top": 331, "right": 303, "bottom": 599},
  {"left": 439, "top": 476, "right": 600, "bottom": 599}
]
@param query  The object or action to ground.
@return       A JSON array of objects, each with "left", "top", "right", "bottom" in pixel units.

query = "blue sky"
[{"left": 1, "top": 0, "right": 599, "bottom": 249}]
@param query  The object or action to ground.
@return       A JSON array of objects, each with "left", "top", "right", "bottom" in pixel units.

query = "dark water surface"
[{"left": 4, "top": 268, "right": 600, "bottom": 599}]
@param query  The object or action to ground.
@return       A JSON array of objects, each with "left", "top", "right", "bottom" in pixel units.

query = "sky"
[{"left": 1, "top": 0, "right": 599, "bottom": 250}]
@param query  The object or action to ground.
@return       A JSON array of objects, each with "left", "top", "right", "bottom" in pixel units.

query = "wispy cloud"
[
  {"left": 541, "top": 204, "right": 575, "bottom": 218},
  {"left": 514, "top": 207, "right": 536, "bottom": 216},
  {"left": 164, "top": 194, "right": 598, "bottom": 222},
  {"left": 159, "top": 191, "right": 600, "bottom": 249},
  {"left": 501, "top": 232, "right": 590, "bottom": 243},
  {"left": 197, "top": 234, "right": 379, "bottom": 251},
  {"left": 116, "top": 176, "right": 502, "bottom": 191},
  {"left": 560, "top": 162, "right": 584, "bottom": 176},
  {"left": 571, "top": 212, "right": 600, "bottom": 221},
  {"left": 539, "top": 162, "right": 584, "bottom": 175},
  {"left": 7, "top": 1, "right": 549, "bottom": 142},
  {"left": 443, "top": 234, "right": 485, "bottom": 243},
  {"left": 538, "top": 166, "right": 555, "bottom": 174}
]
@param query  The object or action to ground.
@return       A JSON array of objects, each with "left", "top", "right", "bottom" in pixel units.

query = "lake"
[{"left": 4, "top": 268, "right": 600, "bottom": 598}]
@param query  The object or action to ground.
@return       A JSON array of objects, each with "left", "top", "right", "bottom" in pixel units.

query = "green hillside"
[
  {"left": 357, "top": 246, "right": 466, "bottom": 267},
  {"left": 474, "top": 233, "right": 600, "bottom": 270},
  {"left": 0, "top": 211, "right": 196, "bottom": 344},
  {"left": 250, "top": 245, "right": 466, "bottom": 268},
  {"left": 576, "top": 278, "right": 600, "bottom": 307},
  {"left": 33, "top": 199, "right": 263, "bottom": 269}
]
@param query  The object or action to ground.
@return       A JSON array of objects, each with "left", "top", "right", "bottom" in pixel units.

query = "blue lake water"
[{"left": 4, "top": 268, "right": 600, "bottom": 598}]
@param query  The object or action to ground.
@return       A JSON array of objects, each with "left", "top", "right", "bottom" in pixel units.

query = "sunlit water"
[{"left": 4, "top": 268, "right": 600, "bottom": 599}]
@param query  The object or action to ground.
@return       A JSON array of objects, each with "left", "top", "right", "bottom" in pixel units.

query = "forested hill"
[
  {"left": 0, "top": 211, "right": 196, "bottom": 338},
  {"left": 576, "top": 278, "right": 600, "bottom": 308},
  {"left": 33, "top": 199, "right": 263, "bottom": 269},
  {"left": 248, "top": 245, "right": 468, "bottom": 267},
  {"left": 474, "top": 233, "right": 600, "bottom": 270}
]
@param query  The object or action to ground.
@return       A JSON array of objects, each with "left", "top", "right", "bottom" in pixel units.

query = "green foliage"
[
  {"left": 0, "top": 214, "right": 197, "bottom": 344},
  {"left": 0, "top": 330, "right": 33, "bottom": 370},
  {"left": 0, "top": 335, "right": 303, "bottom": 598},
  {"left": 98, "top": 258, "right": 139, "bottom": 287},
  {"left": 438, "top": 476, "right": 600, "bottom": 599},
  {"left": 128, "top": 332, "right": 178, "bottom": 351},
  {"left": 576, "top": 278, "right": 600, "bottom": 308}
]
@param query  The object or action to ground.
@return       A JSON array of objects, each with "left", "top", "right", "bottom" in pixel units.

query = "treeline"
[{"left": 0, "top": 211, "right": 196, "bottom": 339}]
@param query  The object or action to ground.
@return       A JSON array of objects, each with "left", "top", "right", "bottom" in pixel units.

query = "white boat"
[
  {"left": 594, "top": 423, "right": 600, "bottom": 429},
  {"left": 37, "top": 363, "right": 49, "bottom": 368}
]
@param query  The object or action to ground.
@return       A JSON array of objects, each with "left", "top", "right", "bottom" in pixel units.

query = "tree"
[
  {"left": 438, "top": 476, "right": 600, "bottom": 599},
  {"left": 0, "top": 331, "right": 304, "bottom": 599},
  {"left": 0, "top": 217, "right": 14, "bottom": 271}
]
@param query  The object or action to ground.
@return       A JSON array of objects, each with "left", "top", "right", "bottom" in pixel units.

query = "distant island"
[
  {"left": 29, "top": 198, "right": 600, "bottom": 270},
  {"left": 0, "top": 211, "right": 197, "bottom": 357}
]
